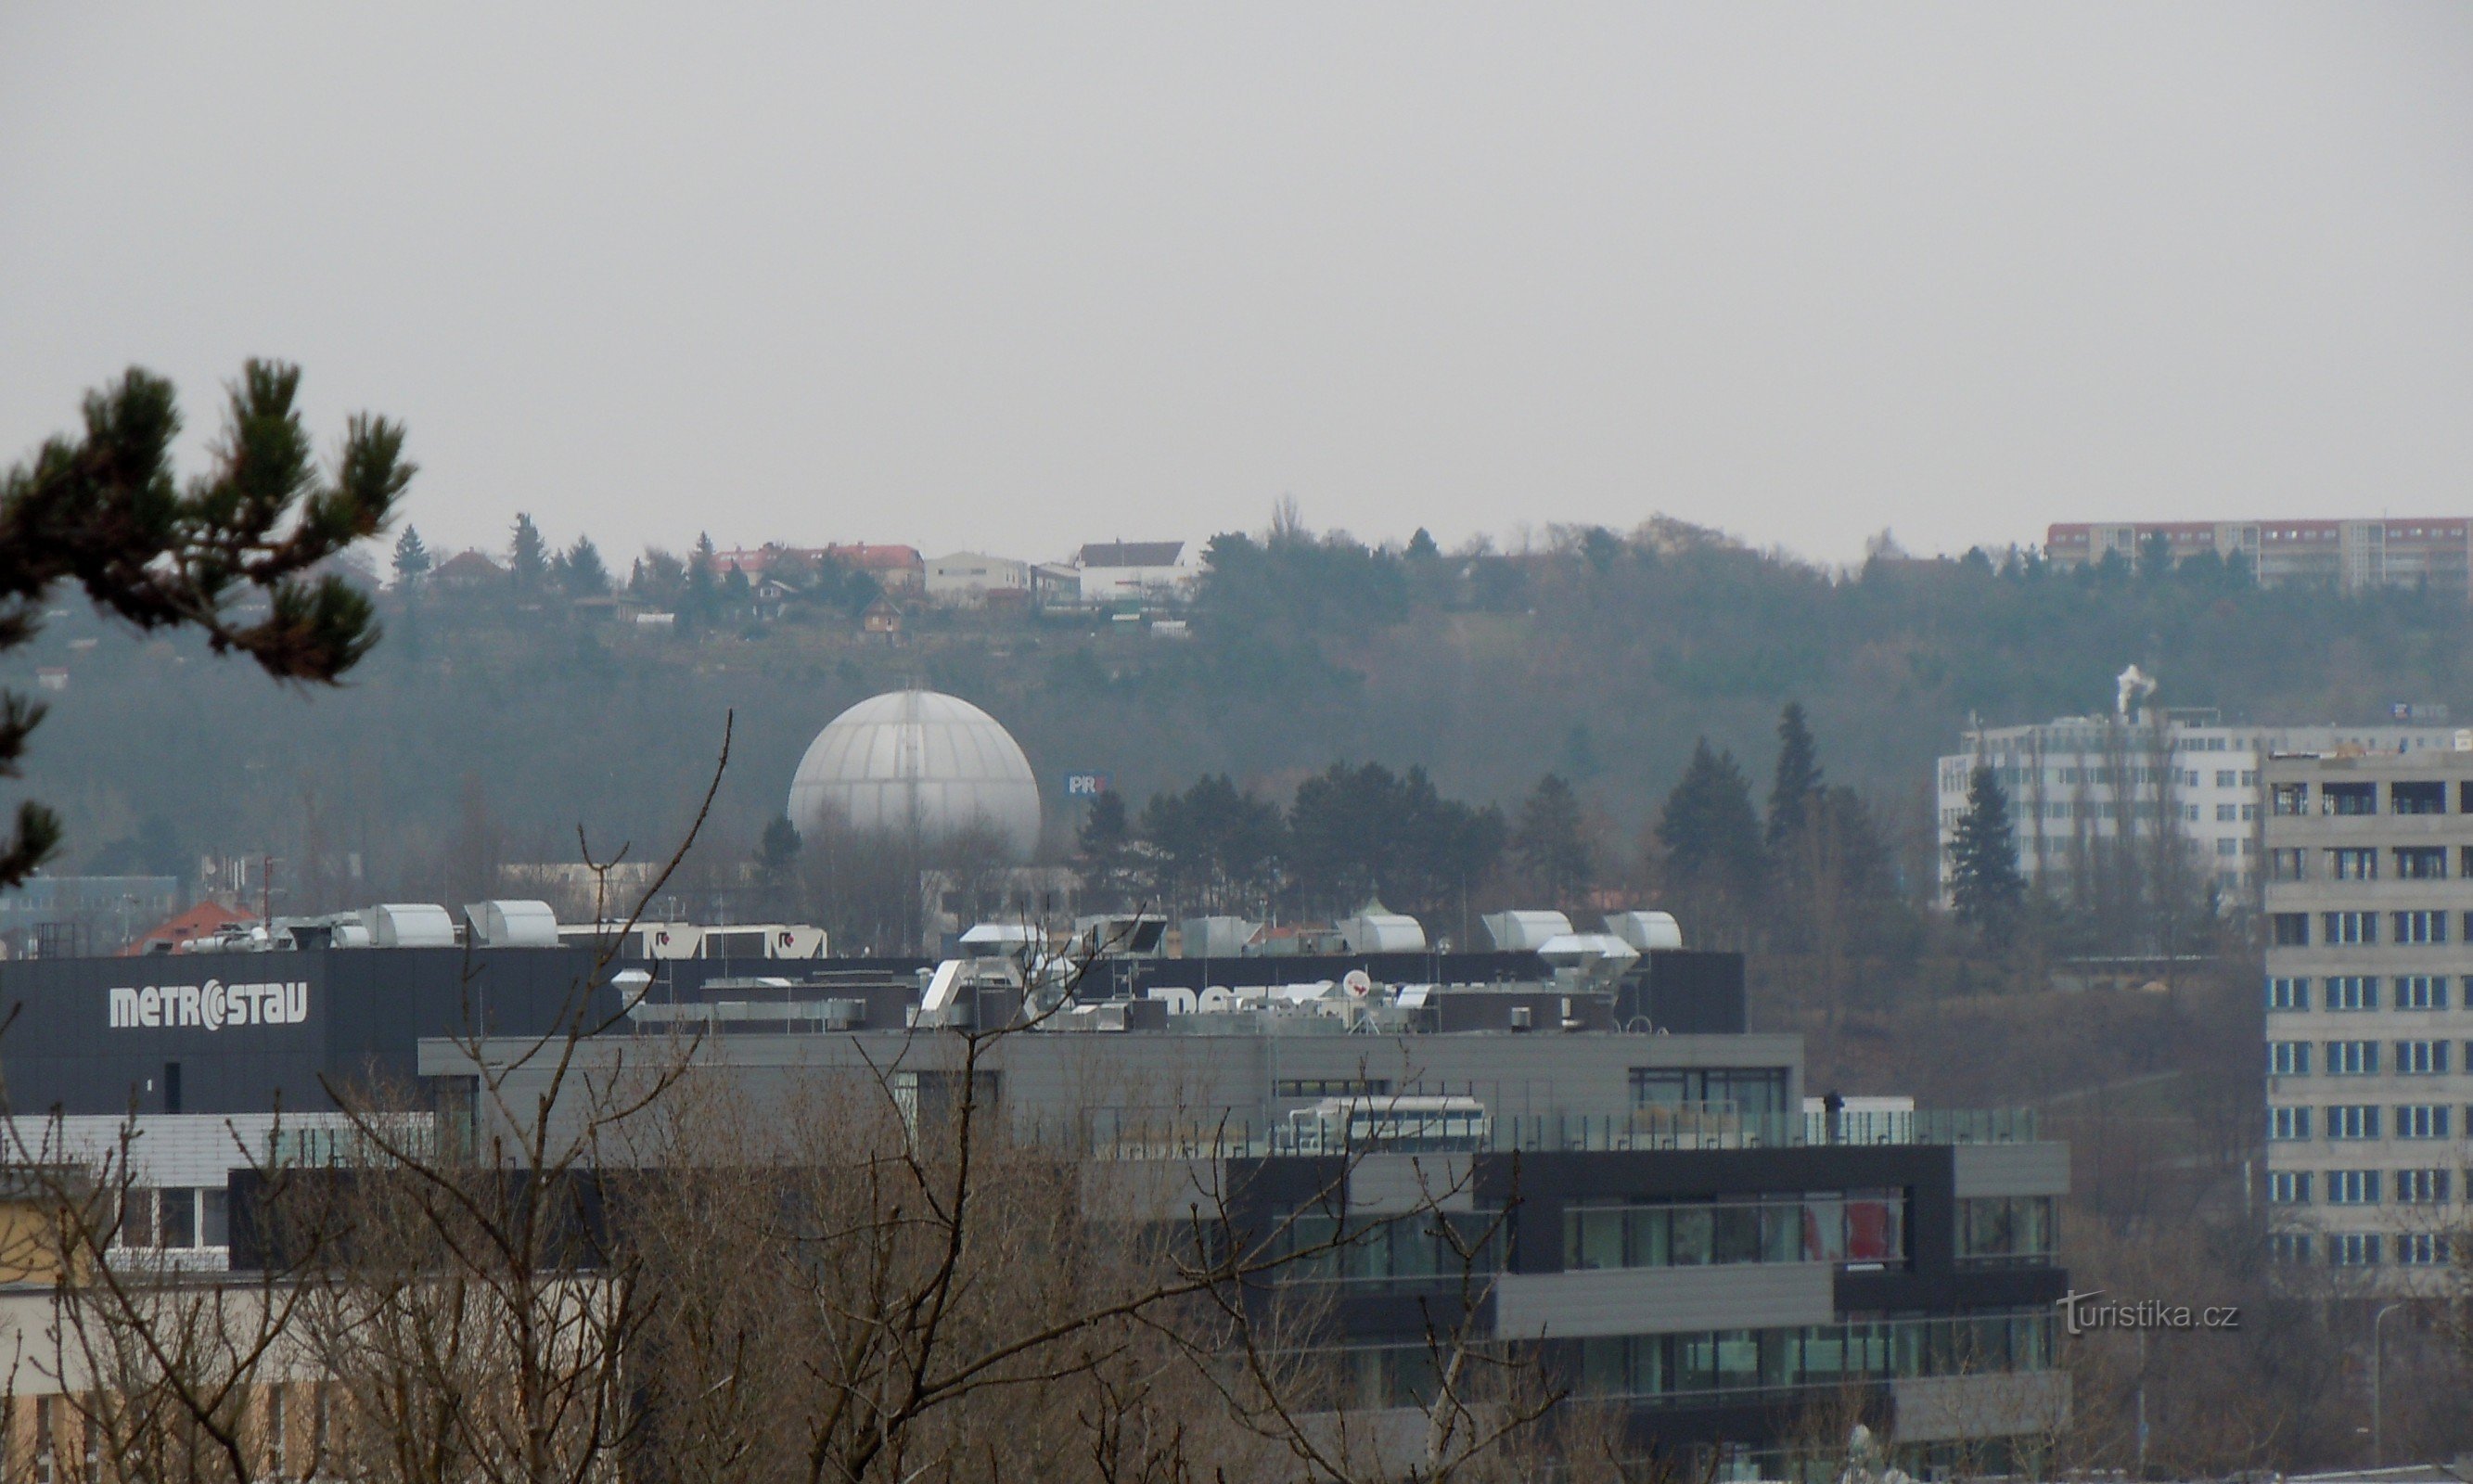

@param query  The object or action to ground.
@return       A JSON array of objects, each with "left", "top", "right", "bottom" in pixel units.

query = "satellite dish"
[{"left": 1342, "top": 968, "right": 1374, "bottom": 1000}]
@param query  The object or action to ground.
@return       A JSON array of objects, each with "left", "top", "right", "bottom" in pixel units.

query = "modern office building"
[
  {"left": 1937, "top": 713, "right": 2461, "bottom": 904},
  {"left": 2261, "top": 748, "right": 2473, "bottom": 1290},
  {"left": 2044, "top": 519, "right": 2473, "bottom": 600},
  {"left": 0, "top": 902, "right": 2070, "bottom": 1470},
  {"left": 417, "top": 935, "right": 2069, "bottom": 1472}
]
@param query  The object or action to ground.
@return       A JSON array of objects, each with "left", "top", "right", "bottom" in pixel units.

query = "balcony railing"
[{"left": 1037, "top": 1105, "right": 2040, "bottom": 1160}]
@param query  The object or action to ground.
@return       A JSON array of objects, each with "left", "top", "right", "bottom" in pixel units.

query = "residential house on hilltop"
[
  {"left": 925, "top": 552, "right": 1031, "bottom": 608},
  {"left": 826, "top": 544, "right": 925, "bottom": 594},
  {"left": 861, "top": 595, "right": 904, "bottom": 641},
  {"left": 429, "top": 550, "right": 507, "bottom": 590},
  {"left": 1072, "top": 541, "right": 1190, "bottom": 607}
]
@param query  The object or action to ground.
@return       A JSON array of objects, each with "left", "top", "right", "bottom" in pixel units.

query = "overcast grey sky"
[{"left": 5, "top": 6, "right": 2468, "bottom": 570}]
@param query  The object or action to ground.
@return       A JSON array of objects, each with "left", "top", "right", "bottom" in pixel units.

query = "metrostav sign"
[{"left": 108, "top": 979, "right": 309, "bottom": 1031}]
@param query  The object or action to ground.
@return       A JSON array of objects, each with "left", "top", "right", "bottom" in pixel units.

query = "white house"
[
  {"left": 924, "top": 551, "right": 1031, "bottom": 608},
  {"left": 1071, "top": 541, "right": 1191, "bottom": 607}
]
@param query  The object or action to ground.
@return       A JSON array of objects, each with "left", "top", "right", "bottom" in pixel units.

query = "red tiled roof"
[{"left": 122, "top": 901, "right": 258, "bottom": 955}]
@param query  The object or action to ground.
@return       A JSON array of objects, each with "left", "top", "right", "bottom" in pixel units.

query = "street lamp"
[{"left": 2371, "top": 1301, "right": 2405, "bottom": 1466}]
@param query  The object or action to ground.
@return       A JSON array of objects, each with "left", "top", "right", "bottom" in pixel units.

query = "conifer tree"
[
  {"left": 392, "top": 525, "right": 431, "bottom": 588},
  {"left": 1657, "top": 739, "right": 1763, "bottom": 940},
  {"left": 0, "top": 361, "right": 411, "bottom": 886},
  {"left": 1765, "top": 702, "right": 1823, "bottom": 849},
  {"left": 1512, "top": 773, "right": 1595, "bottom": 906},
  {"left": 682, "top": 532, "right": 719, "bottom": 627},
  {"left": 559, "top": 536, "right": 609, "bottom": 597},
  {"left": 1949, "top": 762, "right": 2027, "bottom": 936},
  {"left": 1075, "top": 790, "right": 1133, "bottom": 910},
  {"left": 509, "top": 512, "right": 548, "bottom": 589}
]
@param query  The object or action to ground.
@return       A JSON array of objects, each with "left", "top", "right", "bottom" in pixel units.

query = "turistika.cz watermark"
[{"left": 2057, "top": 1290, "right": 2241, "bottom": 1337}]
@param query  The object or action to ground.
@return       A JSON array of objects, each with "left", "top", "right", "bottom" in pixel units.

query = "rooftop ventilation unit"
[
  {"left": 959, "top": 922, "right": 1042, "bottom": 958},
  {"left": 1179, "top": 915, "right": 1262, "bottom": 958},
  {"left": 1480, "top": 911, "right": 1572, "bottom": 953},
  {"left": 465, "top": 900, "right": 560, "bottom": 948},
  {"left": 1337, "top": 907, "right": 1427, "bottom": 954},
  {"left": 1534, "top": 932, "right": 1642, "bottom": 966},
  {"left": 359, "top": 903, "right": 456, "bottom": 949},
  {"left": 1603, "top": 911, "right": 1683, "bottom": 952}
]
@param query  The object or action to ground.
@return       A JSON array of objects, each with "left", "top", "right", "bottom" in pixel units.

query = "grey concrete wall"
[
  {"left": 1493, "top": 1262, "right": 1834, "bottom": 1338},
  {"left": 1951, "top": 1143, "right": 2069, "bottom": 1198},
  {"left": 1890, "top": 1371, "right": 2070, "bottom": 1442}
]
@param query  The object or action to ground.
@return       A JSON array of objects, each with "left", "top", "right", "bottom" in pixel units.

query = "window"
[
  {"left": 2243, "top": 803, "right": 2259, "bottom": 822},
  {"left": 2398, "top": 1233, "right": 2450, "bottom": 1267},
  {"left": 2397, "top": 847, "right": 2448, "bottom": 880},
  {"left": 2268, "top": 1232, "right": 2313, "bottom": 1264},
  {"left": 2216, "top": 838, "right": 2238, "bottom": 857},
  {"left": 2325, "top": 911, "right": 2377, "bottom": 945},
  {"left": 1563, "top": 1190, "right": 1908, "bottom": 1272},
  {"left": 2324, "top": 782, "right": 2377, "bottom": 815},
  {"left": 2327, "top": 1234, "right": 2381, "bottom": 1267},
  {"left": 2392, "top": 780, "right": 2447, "bottom": 814},
  {"left": 2273, "top": 914, "right": 2310, "bottom": 947},
  {"left": 2267, "top": 977, "right": 2309, "bottom": 1011},
  {"left": 1957, "top": 1197, "right": 2057, "bottom": 1263},
  {"left": 2462, "top": 782, "right": 2473, "bottom": 816},
  {"left": 2243, "top": 770, "right": 2260, "bottom": 787},
  {"left": 2326, "top": 977, "right": 2377, "bottom": 1011},
  {"left": 2268, "top": 1171, "right": 2312, "bottom": 1204},
  {"left": 160, "top": 1187, "right": 196, "bottom": 1248},
  {"left": 2396, "top": 975, "right": 2446, "bottom": 1010},
  {"left": 2268, "top": 1042, "right": 2310, "bottom": 1076},
  {"left": 2271, "top": 848, "right": 2307, "bottom": 881},
  {"left": 1629, "top": 1068, "right": 1791, "bottom": 1118},
  {"left": 2397, "top": 1040, "right": 2449, "bottom": 1074},
  {"left": 2269, "top": 1106, "right": 2313, "bottom": 1141},
  {"left": 2273, "top": 784, "right": 2309, "bottom": 816},
  {"left": 2395, "top": 1169, "right": 2450, "bottom": 1204},
  {"left": 2326, "top": 1041, "right": 2378, "bottom": 1075},
  {"left": 2215, "top": 770, "right": 2238, "bottom": 788},
  {"left": 1275, "top": 1079, "right": 1392, "bottom": 1099},
  {"left": 2183, "top": 803, "right": 2199, "bottom": 822},
  {"left": 2328, "top": 849, "right": 2377, "bottom": 880},
  {"left": 2396, "top": 1105, "right": 2449, "bottom": 1139},
  {"left": 2326, "top": 1105, "right": 2380, "bottom": 1140},
  {"left": 2396, "top": 910, "right": 2448, "bottom": 945},
  {"left": 2326, "top": 1170, "right": 2380, "bottom": 1205},
  {"left": 2216, "top": 803, "right": 2239, "bottom": 823}
]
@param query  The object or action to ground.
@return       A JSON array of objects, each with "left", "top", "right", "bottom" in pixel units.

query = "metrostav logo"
[{"left": 108, "top": 979, "right": 309, "bottom": 1031}]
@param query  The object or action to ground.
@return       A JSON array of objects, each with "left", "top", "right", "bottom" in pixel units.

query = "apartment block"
[
  {"left": 2044, "top": 519, "right": 2472, "bottom": 600},
  {"left": 2262, "top": 748, "right": 2473, "bottom": 1289},
  {"left": 1936, "top": 716, "right": 2459, "bottom": 903}
]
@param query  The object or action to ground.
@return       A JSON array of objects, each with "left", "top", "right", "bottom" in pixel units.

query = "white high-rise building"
[
  {"left": 2261, "top": 748, "right": 2473, "bottom": 1290},
  {"left": 1935, "top": 711, "right": 2459, "bottom": 904}
]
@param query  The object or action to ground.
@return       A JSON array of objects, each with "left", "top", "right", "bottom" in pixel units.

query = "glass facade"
[
  {"left": 1564, "top": 1191, "right": 1906, "bottom": 1272},
  {"left": 1273, "top": 1211, "right": 1504, "bottom": 1288},
  {"left": 1573, "top": 1311, "right": 2057, "bottom": 1404},
  {"left": 1629, "top": 1068, "right": 1791, "bottom": 1118}
]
